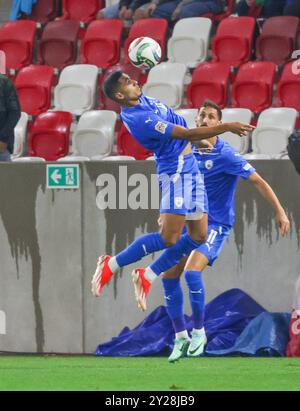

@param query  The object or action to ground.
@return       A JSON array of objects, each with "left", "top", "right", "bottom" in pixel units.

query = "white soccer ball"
[{"left": 128, "top": 37, "right": 161, "bottom": 70}]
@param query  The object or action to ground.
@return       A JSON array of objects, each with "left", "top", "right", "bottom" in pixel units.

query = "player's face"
[
  {"left": 196, "top": 107, "right": 221, "bottom": 128},
  {"left": 116, "top": 73, "right": 142, "bottom": 104}
]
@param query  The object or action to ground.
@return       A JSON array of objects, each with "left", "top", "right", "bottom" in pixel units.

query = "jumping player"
[{"left": 91, "top": 72, "right": 254, "bottom": 310}]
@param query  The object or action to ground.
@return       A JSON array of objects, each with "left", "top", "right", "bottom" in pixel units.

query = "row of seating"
[
  {"left": 1, "top": 15, "right": 298, "bottom": 72},
  {"left": 12, "top": 107, "right": 297, "bottom": 162},
  {"left": 13, "top": 59, "right": 300, "bottom": 117},
  {"left": 19, "top": 0, "right": 104, "bottom": 24},
  {"left": 20, "top": 0, "right": 235, "bottom": 25}
]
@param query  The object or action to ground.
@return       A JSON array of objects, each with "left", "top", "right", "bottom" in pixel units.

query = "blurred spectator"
[
  {"left": 235, "top": 0, "right": 286, "bottom": 17},
  {"left": 98, "top": 0, "right": 150, "bottom": 20},
  {"left": 284, "top": 0, "right": 300, "bottom": 17},
  {"left": 135, "top": 0, "right": 225, "bottom": 22},
  {"left": 0, "top": 74, "right": 21, "bottom": 162}
]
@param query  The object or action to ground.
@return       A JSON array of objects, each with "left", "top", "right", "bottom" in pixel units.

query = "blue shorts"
[
  {"left": 159, "top": 154, "right": 208, "bottom": 218},
  {"left": 196, "top": 224, "right": 231, "bottom": 266}
]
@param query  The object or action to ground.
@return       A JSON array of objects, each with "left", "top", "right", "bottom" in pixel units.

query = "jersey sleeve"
[
  {"left": 123, "top": 110, "right": 175, "bottom": 144},
  {"left": 224, "top": 151, "right": 256, "bottom": 180}
]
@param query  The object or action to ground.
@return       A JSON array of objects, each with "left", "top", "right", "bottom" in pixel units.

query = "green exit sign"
[{"left": 46, "top": 164, "right": 80, "bottom": 189}]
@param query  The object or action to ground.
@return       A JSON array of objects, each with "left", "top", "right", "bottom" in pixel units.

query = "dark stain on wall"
[
  {"left": 234, "top": 160, "right": 300, "bottom": 262},
  {"left": 85, "top": 162, "right": 159, "bottom": 298},
  {"left": 0, "top": 164, "right": 45, "bottom": 352}
]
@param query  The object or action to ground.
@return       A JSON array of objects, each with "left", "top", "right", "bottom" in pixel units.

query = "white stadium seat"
[
  {"left": 175, "top": 108, "right": 198, "bottom": 129},
  {"left": 54, "top": 64, "right": 98, "bottom": 115},
  {"left": 221, "top": 108, "right": 253, "bottom": 154},
  {"left": 252, "top": 108, "right": 298, "bottom": 156},
  {"left": 12, "top": 157, "right": 46, "bottom": 162},
  {"left": 168, "top": 18, "right": 212, "bottom": 68},
  {"left": 142, "top": 62, "right": 186, "bottom": 109},
  {"left": 12, "top": 112, "right": 28, "bottom": 159},
  {"left": 102, "top": 156, "right": 135, "bottom": 161},
  {"left": 70, "top": 110, "right": 117, "bottom": 159},
  {"left": 56, "top": 156, "right": 90, "bottom": 162}
]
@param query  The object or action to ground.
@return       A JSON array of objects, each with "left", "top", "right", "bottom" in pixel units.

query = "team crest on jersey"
[
  {"left": 155, "top": 121, "right": 167, "bottom": 134},
  {"left": 175, "top": 197, "right": 184, "bottom": 208},
  {"left": 205, "top": 160, "right": 214, "bottom": 170}
]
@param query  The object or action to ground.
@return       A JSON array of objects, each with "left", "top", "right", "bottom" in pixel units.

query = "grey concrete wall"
[
  {"left": 0, "top": 0, "right": 12, "bottom": 23},
  {"left": 0, "top": 160, "right": 299, "bottom": 353}
]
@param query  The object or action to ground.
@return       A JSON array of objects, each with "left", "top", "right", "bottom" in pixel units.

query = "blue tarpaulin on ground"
[
  {"left": 9, "top": 0, "right": 37, "bottom": 20},
  {"left": 95, "top": 288, "right": 290, "bottom": 357}
]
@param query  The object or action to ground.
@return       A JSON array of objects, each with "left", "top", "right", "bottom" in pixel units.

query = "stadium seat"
[
  {"left": 24, "top": 0, "right": 61, "bottom": 23},
  {"left": 232, "top": 61, "right": 277, "bottom": 113},
  {"left": 142, "top": 62, "right": 186, "bottom": 109},
  {"left": 12, "top": 157, "right": 46, "bottom": 162},
  {"left": 251, "top": 108, "right": 298, "bottom": 156},
  {"left": 277, "top": 62, "right": 300, "bottom": 111},
  {"left": 12, "top": 112, "right": 29, "bottom": 159},
  {"left": 59, "top": 0, "right": 104, "bottom": 24},
  {"left": 212, "top": 17, "right": 255, "bottom": 67},
  {"left": 200, "top": 0, "right": 236, "bottom": 23},
  {"left": 175, "top": 109, "right": 198, "bottom": 129},
  {"left": 221, "top": 108, "right": 253, "bottom": 153},
  {"left": 99, "top": 63, "right": 146, "bottom": 112},
  {"left": 57, "top": 155, "right": 90, "bottom": 162},
  {"left": 167, "top": 18, "right": 212, "bottom": 68},
  {"left": 39, "top": 20, "right": 80, "bottom": 69},
  {"left": 0, "top": 20, "right": 37, "bottom": 72},
  {"left": 15, "top": 65, "right": 54, "bottom": 116},
  {"left": 187, "top": 62, "right": 231, "bottom": 109},
  {"left": 54, "top": 64, "right": 98, "bottom": 115},
  {"left": 28, "top": 111, "right": 73, "bottom": 161},
  {"left": 102, "top": 156, "right": 136, "bottom": 161},
  {"left": 117, "top": 123, "right": 153, "bottom": 160},
  {"left": 80, "top": 20, "right": 123, "bottom": 70},
  {"left": 71, "top": 110, "right": 117, "bottom": 159},
  {"left": 124, "top": 19, "right": 168, "bottom": 64},
  {"left": 256, "top": 16, "right": 299, "bottom": 65}
]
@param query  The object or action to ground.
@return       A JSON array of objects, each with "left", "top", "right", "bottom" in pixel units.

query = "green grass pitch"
[{"left": 0, "top": 355, "right": 300, "bottom": 391}]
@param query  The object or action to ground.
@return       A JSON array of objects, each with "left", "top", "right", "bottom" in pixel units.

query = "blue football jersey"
[
  {"left": 121, "top": 94, "right": 189, "bottom": 175},
  {"left": 194, "top": 138, "right": 256, "bottom": 227}
]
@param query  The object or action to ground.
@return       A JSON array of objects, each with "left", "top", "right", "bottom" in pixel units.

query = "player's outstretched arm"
[
  {"left": 171, "top": 122, "right": 255, "bottom": 143},
  {"left": 248, "top": 172, "right": 290, "bottom": 237}
]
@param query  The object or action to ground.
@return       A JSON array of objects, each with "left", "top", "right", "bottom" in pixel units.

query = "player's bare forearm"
[
  {"left": 171, "top": 123, "right": 254, "bottom": 142},
  {"left": 249, "top": 172, "right": 290, "bottom": 236}
]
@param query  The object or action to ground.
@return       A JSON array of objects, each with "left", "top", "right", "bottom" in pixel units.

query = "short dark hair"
[
  {"left": 200, "top": 99, "right": 222, "bottom": 120},
  {"left": 102, "top": 70, "right": 123, "bottom": 101}
]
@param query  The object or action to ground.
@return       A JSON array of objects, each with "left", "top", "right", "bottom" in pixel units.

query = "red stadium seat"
[
  {"left": 277, "top": 62, "right": 300, "bottom": 111},
  {"left": 15, "top": 65, "right": 54, "bottom": 116},
  {"left": 232, "top": 61, "right": 276, "bottom": 113},
  {"left": 60, "top": 0, "right": 104, "bottom": 24},
  {"left": 256, "top": 16, "right": 300, "bottom": 65},
  {"left": 187, "top": 62, "right": 231, "bottom": 109},
  {"left": 39, "top": 20, "right": 80, "bottom": 69},
  {"left": 117, "top": 123, "right": 152, "bottom": 160},
  {"left": 0, "top": 20, "right": 37, "bottom": 71},
  {"left": 24, "top": 0, "right": 61, "bottom": 23},
  {"left": 28, "top": 111, "right": 72, "bottom": 160},
  {"left": 80, "top": 20, "right": 123, "bottom": 69},
  {"left": 212, "top": 17, "right": 255, "bottom": 67},
  {"left": 200, "top": 0, "right": 236, "bottom": 23},
  {"left": 99, "top": 63, "right": 147, "bottom": 112},
  {"left": 124, "top": 19, "right": 168, "bottom": 64}
]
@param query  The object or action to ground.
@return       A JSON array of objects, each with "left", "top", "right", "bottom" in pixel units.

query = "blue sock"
[
  {"left": 115, "top": 232, "right": 166, "bottom": 267},
  {"left": 184, "top": 270, "right": 205, "bottom": 329},
  {"left": 162, "top": 278, "right": 186, "bottom": 333},
  {"left": 150, "top": 234, "right": 201, "bottom": 275}
]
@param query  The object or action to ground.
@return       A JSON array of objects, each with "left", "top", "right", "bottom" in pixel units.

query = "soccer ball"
[{"left": 128, "top": 37, "right": 161, "bottom": 70}]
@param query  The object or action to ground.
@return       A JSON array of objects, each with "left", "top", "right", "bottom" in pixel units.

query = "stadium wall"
[{"left": 0, "top": 160, "right": 299, "bottom": 354}]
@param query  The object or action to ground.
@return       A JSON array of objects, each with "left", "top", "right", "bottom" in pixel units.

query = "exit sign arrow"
[{"left": 51, "top": 169, "right": 62, "bottom": 184}]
